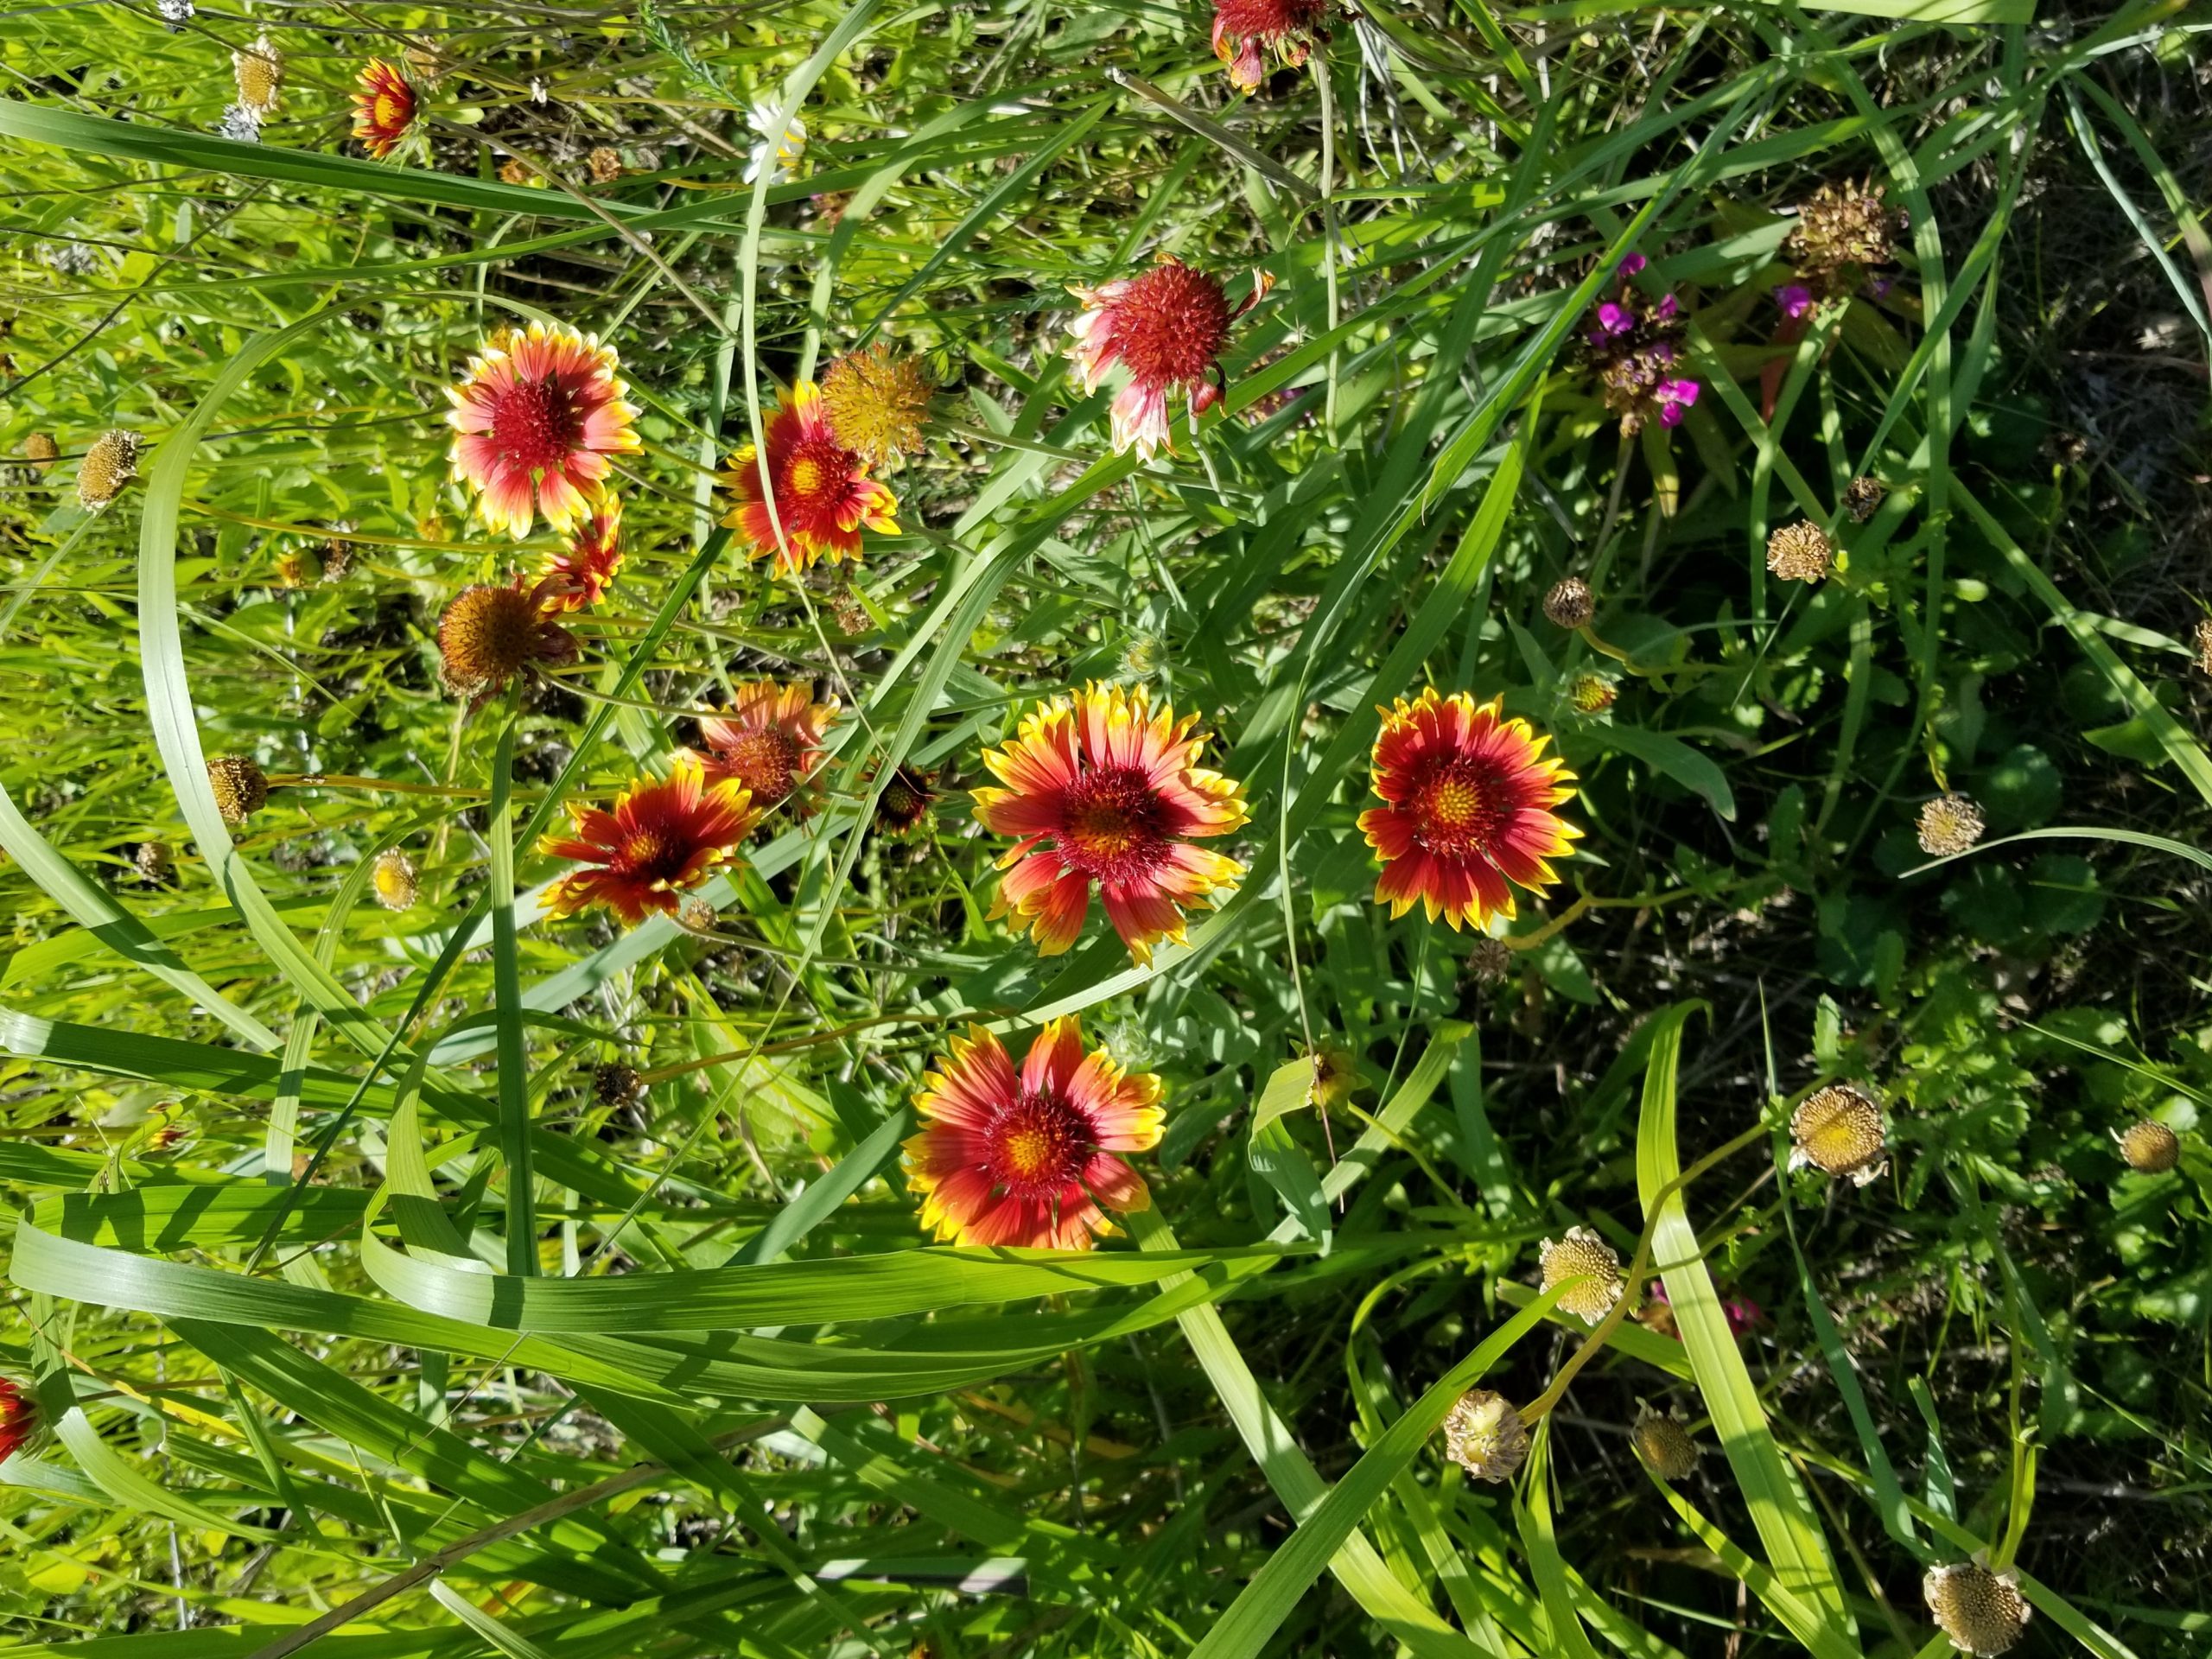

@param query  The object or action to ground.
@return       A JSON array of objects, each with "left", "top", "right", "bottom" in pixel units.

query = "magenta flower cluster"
[{"left": 1585, "top": 254, "right": 1700, "bottom": 435}]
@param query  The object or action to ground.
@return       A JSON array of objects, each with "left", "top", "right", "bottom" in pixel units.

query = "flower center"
[
  {"left": 1056, "top": 766, "right": 1169, "bottom": 886},
  {"left": 441, "top": 585, "right": 542, "bottom": 687},
  {"left": 984, "top": 1087, "right": 1094, "bottom": 1198},
  {"left": 491, "top": 375, "right": 582, "bottom": 476},
  {"left": 1111, "top": 264, "right": 1233, "bottom": 388},
  {"left": 1408, "top": 756, "right": 1509, "bottom": 857},
  {"left": 782, "top": 438, "right": 854, "bottom": 511},
  {"left": 720, "top": 726, "right": 801, "bottom": 805}
]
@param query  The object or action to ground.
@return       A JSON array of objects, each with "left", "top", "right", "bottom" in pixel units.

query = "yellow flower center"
[
  {"left": 986, "top": 1089, "right": 1092, "bottom": 1197},
  {"left": 789, "top": 454, "right": 825, "bottom": 495},
  {"left": 1058, "top": 768, "right": 1167, "bottom": 884}
]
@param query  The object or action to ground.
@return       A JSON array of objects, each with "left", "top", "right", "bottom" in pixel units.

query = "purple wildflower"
[{"left": 1774, "top": 283, "right": 1813, "bottom": 320}]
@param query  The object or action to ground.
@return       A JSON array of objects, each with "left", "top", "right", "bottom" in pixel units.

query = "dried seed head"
[
  {"left": 1765, "top": 520, "right": 1833, "bottom": 583},
  {"left": 821, "top": 344, "right": 934, "bottom": 469},
  {"left": 1630, "top": 1406, "right": 1700, "bottom": 1480},
  {"left": 1842, "top": 475, "right": 1885, "bottom": 523},
  {"left": 677, "top": 896, "right": 720, "bottom": 932},
  {"left": 1916, "top": 793, "right": 1985, "bottom": 858},
  {"left": 78, "top": 429, "right": 141, "bottom": 508},
  {"left": 1789, "top": 181, "right": 1897, "bottom": 276},
  {"left": 232, "top": 33, "right": 283, "bottom": 113},
  {"left": 594, "top": 1063, "right": 644, "bottom": 1108},
  {"left": 2119, "top": 1118, "right": 2180, "bottom": 1174},
  {"left": 1441, "top": 1389, "right": 1528, "bottom": 1484},
  {"left": 1543, "top": 576, "right": 1594, "bottom": 630},
  {"left": 1466, "top": 936, "right": 1513, "bottom": 985},
  {"left": 320, "top": 536, "right": 356, "bottom": 583},
  {"left": 1568, "top": 673, "right": 1618, "bottom": 715},
  {"left": 1789, "top": 1083, "right": 1887, "bottom": 1185},
  {"left": 1541, "top": 1226, "right": 1624, "bottom": 1322},
  {"left": 831, "top": 589, "right": 873, "bottom": 636},
  {"left": 23, "top": 433, "right": 58, "bottom": 471},
  {"left": 588, "top": 146, "right": 623, "bottom": 184},
  {"left": 135, "top": 840, "right": 175, "bottom": 886},
  {"left": 370, "top": 849, "right": 418, "bottom": 911},
  {"left": 2195, "top": 618, "right": 2212, "bottom": 678},
  {"left": 1923, "top": 1562, "right": 2031, "bottom": 1656},
  {"left": 499, "top": 157, "right": 532, "bottom": 187},
  {"left": 207, "top": 756, "right": 269, "bottom": 826},
  {"left": 436, "top": 582, "right": 573, "bottom": 699}
]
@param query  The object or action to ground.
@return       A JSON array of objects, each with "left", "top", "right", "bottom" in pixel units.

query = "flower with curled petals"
[
  {"left": 698, "top": 680, "right": 838, "bottom": 814},
  {"left": 537, "top": 753, "right": 760, "bottom": 926},
  {"left": 1359, "top": 690, "right": 1580, "bottom": 931},
  {"left": 446, "top": 321, "right": 641, "bottom": 540},
  {"left": 974, "top": 684, "right": 1249, "bottom": 964},
  {"left": 538, "top": 495, "right": 624, "bottom": 611},
  {"left": 905, "top": 1018, "right": 1164, "bottom": 1250},
  {"left": 1211, "top": 0, "right": 1334, "bottom": 92},
  {"left": 352, "top": 60, "right": 418, "bottom": 160},
  {"left": 720, "top": 381, "right": 900, "bottom": 576},
  {"left": 1066, "top": 255, "right": 1272, "bottom": 459},
  {"left": 0, "top": 1377, "right": 36, "bottom": 1465}
]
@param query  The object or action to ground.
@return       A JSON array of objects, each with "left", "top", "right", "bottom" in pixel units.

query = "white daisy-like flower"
[{"left": 745, "top": 100, "right": 807, "bottom": 184}]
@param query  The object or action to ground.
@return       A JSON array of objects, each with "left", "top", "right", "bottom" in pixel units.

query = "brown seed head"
[
  {"left": 594, "top": 1063, "right": 644, "bottom": 1108},
  {"left": 321, "top": 537, "right": 356, "bottom": 583},
  {"left": 23, "top": 433, "right": 58, "bottom": 471},
  {"left": 588, "top": 146, "right": 623, "bottom": 184},
  {"left": 436, "top": 582, "right": 569, "bottom": 699},
  {"left": 78, "top": 429, "right": 141, "bottom": 508},
  {"left": 370, "top": 849, "right": 418, "bottom": 912},
  {"left": 2194, "top": 618, "right": 2212, "bottom": 678},
  {"left": 1541, "top": 1226, "right": 1624, "bottom": 1322},
  {"left": 1441, "top": 1389, "right": 1528, "bottom": 1484},
  {"left": 207, "top": 756, "right": 269, "bottom": 826},
  {"left": 1789, "top": 181, "right": 1897, "bottom": 276},
  {"left": 1790, "top": 1083, "right": 1887, "bottom": 1184},
  {"left": 1916, "top": 793, "right": 1985, "bottom": 858},
  {"left": 1923, "top": 1562, "right": 2031, "bottom": 1656},
  {"left": 1630, "top": 1407, "right": 1700, "bottom": 1480},
  {"left": 821, "top": 345, "right": 934, "bottom": 468},
  {"left": 1842, "top": 475, "right": 1885, "bottom": 523},
  {"left": 135, "top": 840, "right": 175, "bottom": 886},
  {"left": 2119, "top": 1118, "right": 2180, "bottom": 1174},
  {"left": 1466, "top": 936, "right": 1513, "bottom": 985},
  {"left": 1543, "top": 576, "right": 1595, "bottom": 630},
  {"left": 1765, "top": 520, "right": 1833, "bottom": 584}
]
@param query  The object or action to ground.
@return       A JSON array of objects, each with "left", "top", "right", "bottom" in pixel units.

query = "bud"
[
  {"left": 1542, "top": 576, "right": 1594, "bottom": 630},
  {"left": 873, "top": 766, "right": 938, "bottom": 837},
  {"left": 594, "top": 1063, "right": 644, "bottom": 1107},
  {"left": 1630, "top": 1406, "right": 1699, "bottom": 1480},
  {"left": 1764, "top": 520, "right": 1833, "bottom": 584},
  {"left": 370, "top": 849, "right": 417, "bottom": 911},
  {"left": 2118, "top": 1119, "right": 2179, "bottom": 1174},
  {"left": 207, "top": 756, "right": 269, "bottom": 826},
  {"left": 1441, "top": 1390, "right": 1528, "bottom": 1484},
  {"left": 1916, "top": 793, "right": 1985, "bottom": 858},
  {"left": 77, "top": 429, "right": 141, "bottom": 509},
  {"left": 1568, "top": 673, "right": 1618, "bottom": 715},
  {"left": 677, "top": 896, "right": 719, "bottom": 932},
  {"left": 1466, "top": 936, "right": 1512, "bottom": 985},
  {"left": 1540, "top": 1226, "right": 1624, "bottom": 1322},
  {"left": 1789, "top": 1083, "right": 1887, "bottom": 1185},
  {"left": 23, "top": 433, "right": 58, "bottom": 471},
  {"left": 1923, "top": 1561, "right": 2031, "bottom": 1656}
]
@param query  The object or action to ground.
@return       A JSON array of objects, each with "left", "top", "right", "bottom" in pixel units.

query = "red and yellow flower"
[
  {"left": 0, "top": 1378, "right": 35, "bottom": 1463},
  {"left": 446, "top": 321, "right": 641, "bottom": 540},
  {"left": 538, "top": 753, "right": 760, "bottom": 926},
  {"left": 351, "top": 60, "right": 418, "bottom": 160},
  {"left": 1359, "top": 690, "right": 1580, "bottom": 931},
  {"left": 538, "top": 495, "right": 624, "bottom": 611},
  {"left": 1067, "top": 255, "right": 1272, "bottom": 459},
  {"left": 906, "top": 1017, "right": 1164, "bottom": 1250},
  {"left": 973, "top": 683, "right": 1248, "bottom": 963},
  {"left": 697, "top": 680, "right": 839, "bottom": 813},
  {"left": 1211, "top": 0, "right": 1334, "bottom": 93},
  {"left": 720, "top": 381, "right": 899, "bottom": 576}
]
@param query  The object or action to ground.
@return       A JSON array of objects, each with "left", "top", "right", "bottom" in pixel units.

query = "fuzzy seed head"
[
  {"left": 78, "top": 429, "right": 141, "bottom": 508},
  {"left": 207, "top": 756, "right": 269, "bottom": 826},
  {"left": 1842, "top": 475, "right": 1885, "bottom": 523},
  {"left": 2120, "top": 1118, "right": 2180, "bottom": 1174},
  {"left": 1569, "top": 673, "right": 1618, "bottom": 715},
  {"left": 1789, "top": 181, "right": 1899, "bottom": 276},
  {"left": 371, "top": 849, "right": 418, "bottom": 912},
  {"left": 1765, "top": 520, "right": 1833, "bottom": 583},
  {"left": 436, "top": 582, "right": 561, "bottom": 698},
  {"left": 1541, "top": 1226, "right": 1624, "bottom": 1322},
  {"left": 23, "top": 433, "right": 58, "bottom": 471},
  {"left": 233, "top": 34, "right": 283, "bottom": 113},
  {"left": 1790, "top": 1083, "right": 1887, "bottom": 1184},
  {"left": 1631, "top": 1407, "right": 1700, "bottom": 1479},
  {"left": 588, "top": 146, "right": 623, "bottom": 184},
  {"left": 2195, "top": 618, "right": 2212, "bottom": 678},
  {"left": 1923, "top": 1562, "right": 2031, "bottom": 1656},
  {"left": 321, "top": 537, "right": 356, "bottom": 583},
  {"left": 1543, "top": 576, "right": 1595, "bottom": 630},
  {"left": 135, "top": 841, "right": 175, "bottom": 886},
  {"left": 1441, "top": 1390, "right": 1528, "bottom": 1484},
  {"left": 1466, "top": 936, "right": 1513, "bottom": 985},
  {"left": 594, "top": 1063, "right": 643, "bottom": 1107},
  {"left": 821, "top": 345, "right": 933, "bottom": 468},
  {"left": 1916, "top": 793, "right": 1985, "bottom": 858}
]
